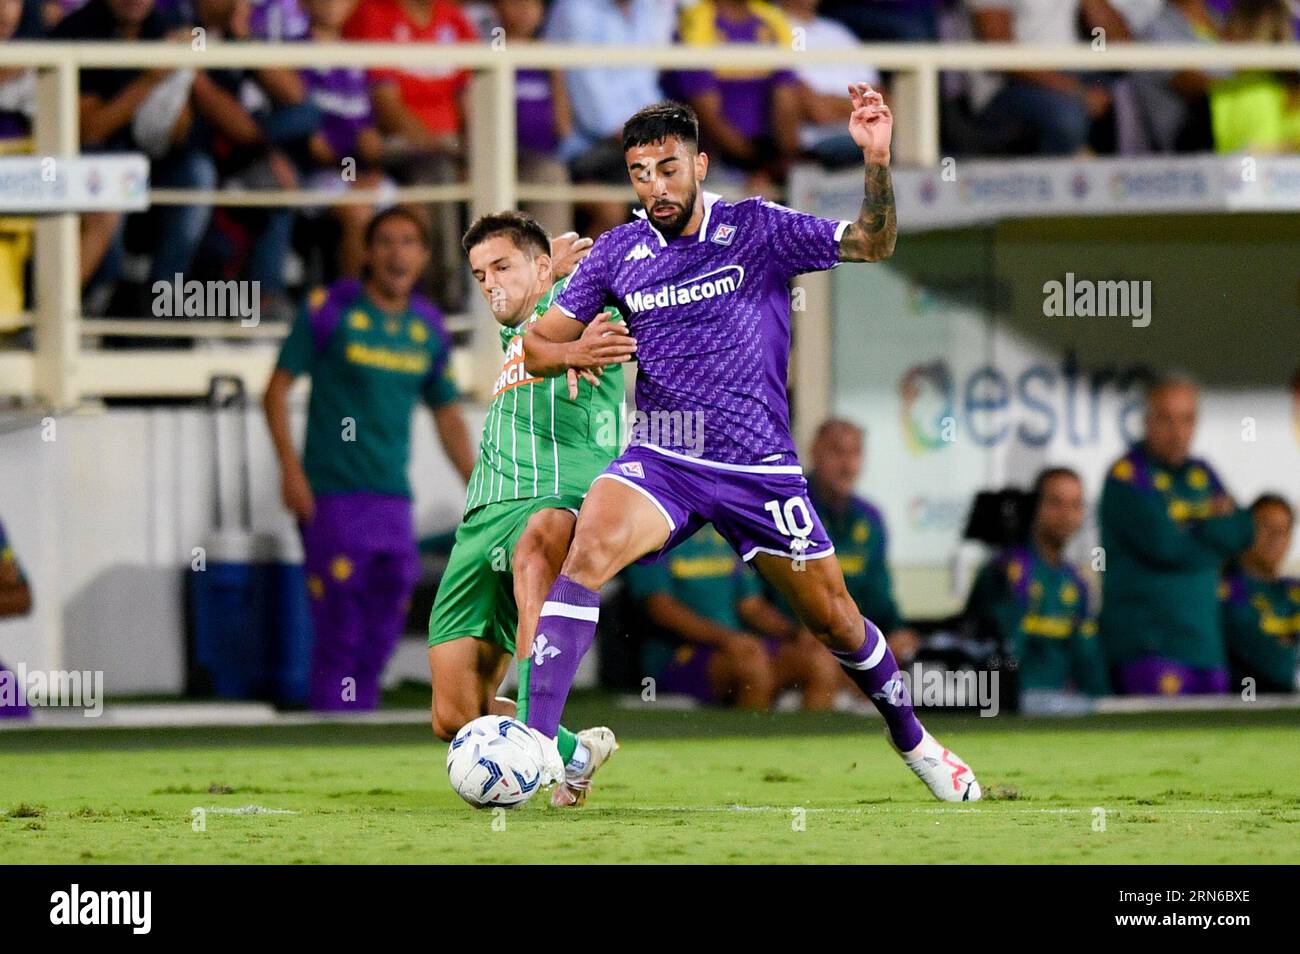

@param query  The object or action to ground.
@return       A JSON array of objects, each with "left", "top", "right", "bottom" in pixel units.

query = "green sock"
[{"left": 517, "top": 654, "right": 578, "bottom": 763}]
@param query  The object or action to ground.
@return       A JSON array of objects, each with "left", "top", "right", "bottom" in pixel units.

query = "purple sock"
[
  {"left": 833, "top": 618, "right": 924, "bottom": 751},
  {"left": 525, "top": 574, "right": 601, "bottom": 738}
]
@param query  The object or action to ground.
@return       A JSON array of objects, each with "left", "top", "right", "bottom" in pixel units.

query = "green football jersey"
[{"left": 463, "top": 277, "right": 625, "bottom": 514}]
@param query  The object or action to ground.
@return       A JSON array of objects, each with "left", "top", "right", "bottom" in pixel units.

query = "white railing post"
[
  {"left": 890, "top": 60, "right": 940, "bottom": 167},
  {"left": 465, "top": 60, "right": 518, "bottom": 399},
  {"left": 32, "top": 58, "right": 81, "bottom": 411}
]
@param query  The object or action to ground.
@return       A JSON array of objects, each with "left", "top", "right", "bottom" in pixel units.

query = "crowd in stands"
[{"left": 0, "top": 0, "right": 1298, "bottom": 326}]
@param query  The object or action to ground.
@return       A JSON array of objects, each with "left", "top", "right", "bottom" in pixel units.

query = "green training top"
[
  {"left": 1220, "top": 568, "right": 1300, "bottom": 693},
  {"left": 966, "top": 543, "right": 1109, "bottom": 695},
  {"left": 1098, "top": 442, "right": 1254, "bottom": 670},
  {"left": 276, "top": 280, "right": 459, "bottom": 499},
  {"left": 464, "top": 276, "right": 625, "bottom": 514}
]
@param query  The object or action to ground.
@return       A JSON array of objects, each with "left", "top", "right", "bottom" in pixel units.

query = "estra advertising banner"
[{"left": 823, "top": 252, "right": 1300, "bottom": 569}]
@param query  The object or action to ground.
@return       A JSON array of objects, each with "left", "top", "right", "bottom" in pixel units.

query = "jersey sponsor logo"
[
  {"left": 624, "top": 242, "right": 657, "bottom": 262},
  {"left": 492, "top": 334, "right": 541, "bottom": 397},
  {"left": 618, "top": 461, "right": 645, "bottom": 478},
  {"left": 710, "top": 223, "right": 736, "bottom": 246},
  {"left": 623, "top": 265, "right": 745, "bottom": 313},
  {"left": 344, "top": 341, "right": 430, "bottom": 375}
]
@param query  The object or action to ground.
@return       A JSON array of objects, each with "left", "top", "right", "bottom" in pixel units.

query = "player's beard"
[{"left": 647, "top": 184, "right": 697, "bottom": 239}]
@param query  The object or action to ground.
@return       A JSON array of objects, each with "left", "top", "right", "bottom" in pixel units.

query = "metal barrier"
[{"left": 1, "top": 40, "right": 1296, "bottom": 407}]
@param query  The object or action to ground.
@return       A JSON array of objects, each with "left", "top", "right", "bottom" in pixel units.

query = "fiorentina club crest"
[
  {"left": 710, "top": 224, "right": 736, "bottom": 246},
  {"left": 618, "top": 461, "right": 645, "bottom": 478}
]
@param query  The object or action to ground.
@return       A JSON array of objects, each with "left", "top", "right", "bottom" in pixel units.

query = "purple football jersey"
[{"left": 555, "top": 193, "right": 848, "bottom": 467}]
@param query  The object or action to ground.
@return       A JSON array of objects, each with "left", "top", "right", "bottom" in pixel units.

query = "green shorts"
[{"left": 427, "top": 495, "right": 583, "bottom": 653}]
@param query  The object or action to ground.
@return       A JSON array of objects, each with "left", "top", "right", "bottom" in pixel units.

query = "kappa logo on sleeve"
[{"left": 624, "top": 242, "right": 657, "bottom": 262}]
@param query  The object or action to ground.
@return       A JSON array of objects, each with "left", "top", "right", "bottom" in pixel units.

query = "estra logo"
[{"left": 624, "top": 266, "right": 745, "bottom": 313}]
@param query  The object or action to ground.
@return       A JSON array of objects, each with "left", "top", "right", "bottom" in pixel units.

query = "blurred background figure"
[
  {"left": 779, "top": 0, "right": 884, "bottom": 169},
  {"left": 1221, "top": 494, "right": 1300, "bottom": 694},
  {"left": 625, "top": 524, "right": 843, "bottom": 711},
  {"left": 796, "top": 419, "right": 919, "bottom": 665},
  {"left": 1099, "top": 376, "right": 1254, "bottom": 695},
  {"left": 299, "top": 0, "right": 389, "bottom": 279},
  {"left": 0, "top": 0, "right": 34, "bottom": 328},
  {"left": 964, "top": 0, "right": 1131, "bottom": 156},
  {"left": 343, "top": 0, "right": 479, "bottom": 309},
  {"left": 493, "top": 0, "right": 574, "bottom": 236},
  {"left": 263, "top": 207, "right": 475, "bottom": 711},
  {"left": 53, "top": 0, "right": 214, "bottom": 316},
  {"left": 663, "top": 0, "right": 801, "bottom": 197},
  {"left": 965, "top": 467, "right": 1109, "bottom": 715},
  {"left": 819, "top": 0, "right": 942, "bottom": 42},
  {"left": 1208, "top": 0, "right": 1300, "bottom": 154},
  {"left": 0, "top": 516, "right": 33, "bottom": 719},
  {"left": 543, "top": 0, "right": 668, "bottom": 236}
]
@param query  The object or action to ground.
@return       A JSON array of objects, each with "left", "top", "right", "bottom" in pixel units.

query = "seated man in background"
[
  {"left": 791, "top": 419, "right": 918, "bottom": 664},
  {"left": 966, "top": 467, "right": 1108, "bottom": 713},
  {"left": 625, "top": 525, "right": 843, "bottom": 711},
  {"left": 664, "top": 0, "right": 802, "bottom": 195},
  {"left": 0, "top": 516, "right": 33, "bottom": 719},
  {"left": 263, "top": 207, "right": 476, "bottom": 712},
  {"left": 1221, "top": 494, "right": 1299, "bottom": 694},
  {"left": 1099, "top": 376, "right": 1253, "bottom": 695},
  {"left": 965, "top": 0, "right": 1130, "bottom": 156}
]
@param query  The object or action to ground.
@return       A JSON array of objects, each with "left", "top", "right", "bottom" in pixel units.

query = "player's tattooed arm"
[
  {"left": 839, "top": 82, "right": 896, "bottom": 263},
  {"left": 838, "top": 162, "right": 897, "bottom": 263}
]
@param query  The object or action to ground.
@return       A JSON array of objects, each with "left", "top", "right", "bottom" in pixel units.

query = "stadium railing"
[{"left": 1, "top": 40, "right": 1297, "bottom": 409}]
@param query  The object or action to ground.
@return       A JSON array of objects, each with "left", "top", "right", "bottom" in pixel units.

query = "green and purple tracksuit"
[
  {"left": 276, "top": 279, "right": 459, "bottom": 711},
  {"left": 1220, "top": 567, "right": 1300, "bottom": 693}
]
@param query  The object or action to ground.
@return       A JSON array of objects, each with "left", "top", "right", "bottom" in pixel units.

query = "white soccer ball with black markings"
[{"left": 446, "top": 715, "right": 546, "bottom": 808}]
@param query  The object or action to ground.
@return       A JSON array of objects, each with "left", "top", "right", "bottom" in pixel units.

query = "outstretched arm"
[
  {"left": 838, "top": 83, "right": 897, "bottom": 263},
  {"left": 524, "top": 306, "right": 637, "bottom": 397}
]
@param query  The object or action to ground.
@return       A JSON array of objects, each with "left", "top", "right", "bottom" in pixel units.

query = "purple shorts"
[
  {"left": 595, "top": 444, "right": 835, "bottom": 565},
  {"left": 1112, "top": 658, "right": 1230, "bottom": 696}
]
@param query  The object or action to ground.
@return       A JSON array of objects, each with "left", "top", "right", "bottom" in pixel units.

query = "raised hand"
[{"left": 847, "top": 82, "right": 892, "bottom": 165}]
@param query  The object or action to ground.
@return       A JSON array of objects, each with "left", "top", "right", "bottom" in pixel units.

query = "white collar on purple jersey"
[{"left": 634, "top": 190, "right": 723, "bottom": 247}]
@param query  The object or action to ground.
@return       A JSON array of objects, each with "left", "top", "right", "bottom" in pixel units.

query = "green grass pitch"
[{"left": 1, "top": 699, "right": 1297, "bottom": 864}]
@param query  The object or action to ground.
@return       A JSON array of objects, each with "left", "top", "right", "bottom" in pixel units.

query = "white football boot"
[
  {"left": 893, "top": 728, "right": 982, "bottom": 802},
  {"left": 550, "top": 726, "right": 619, "bottom": 808}
]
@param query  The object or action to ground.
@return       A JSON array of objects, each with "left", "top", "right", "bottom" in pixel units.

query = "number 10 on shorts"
[{"left": 764, "top": 496, "right": 814, "bottom": 565}]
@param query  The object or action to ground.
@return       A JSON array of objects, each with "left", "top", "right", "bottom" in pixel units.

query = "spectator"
[
  {"left": 493, "top": 0, "right": 574, "bottom": 236},
  {"left": 344, "top": 0, "right": 478, "bottom": 307},
  {"left": 299, "top": 0, "right": 388, "bottom": 278},
  {"left": 664, "top": 0, "right": 802, "bottom": 196},
  {"left": 1209, "top": 0, "right": 1300, "bottom": 154},
  {"left": 0, "top": 0, "right": 34, "bottom": 324},
  {"left": 52, "top": 0, "right": 214, "bottom": 306},
  {"left": 1221, "top": 495, "right": 1299, "bottom": 693},
  {"left": 779, "top": 0, "right": 882, "bottom": 168},
  {"left": 0, "top": 516, "right": 33, "bottom": 719},
  {"left": 1115, "top": 0, "right": 1222, "bottom": 153},
  {"left": 625, "top": 525, "right": 843, "bottom": 711},
  {"left": 799, "top": 420, "right": 919, "bottom": 665},
  {"left": 1098, "top": 376, "right": 1254, "bottom": 695},
  {"left": 543, "top": 0, "right": 668, "bottom": 236},
  {"left": 965, "top": 0, "right": 1131, "bottom": 155},
  {"left": 249, "top": 0, "right": 308, "bottom": 37},
  {"left": 820, "top": 0, "right": 941, "bottom": 41},
  {"left": 189, "top": 0, "right": 311, "bottom": 321},
  {"left": 263, "top": 207, "right": 475, "bottom": 712},
  {"left": 965, "top": 468, "right": 1109, "bottom": 714}
]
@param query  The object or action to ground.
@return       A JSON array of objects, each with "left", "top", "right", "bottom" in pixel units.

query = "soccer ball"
[{"left": 446, "top": 715, "right": 547, "bottom": 808}]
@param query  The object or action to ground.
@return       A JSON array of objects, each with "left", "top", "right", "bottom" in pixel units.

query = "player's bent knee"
[{"left": 431, "top": 699, "right": 478, "bottom": 742}]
